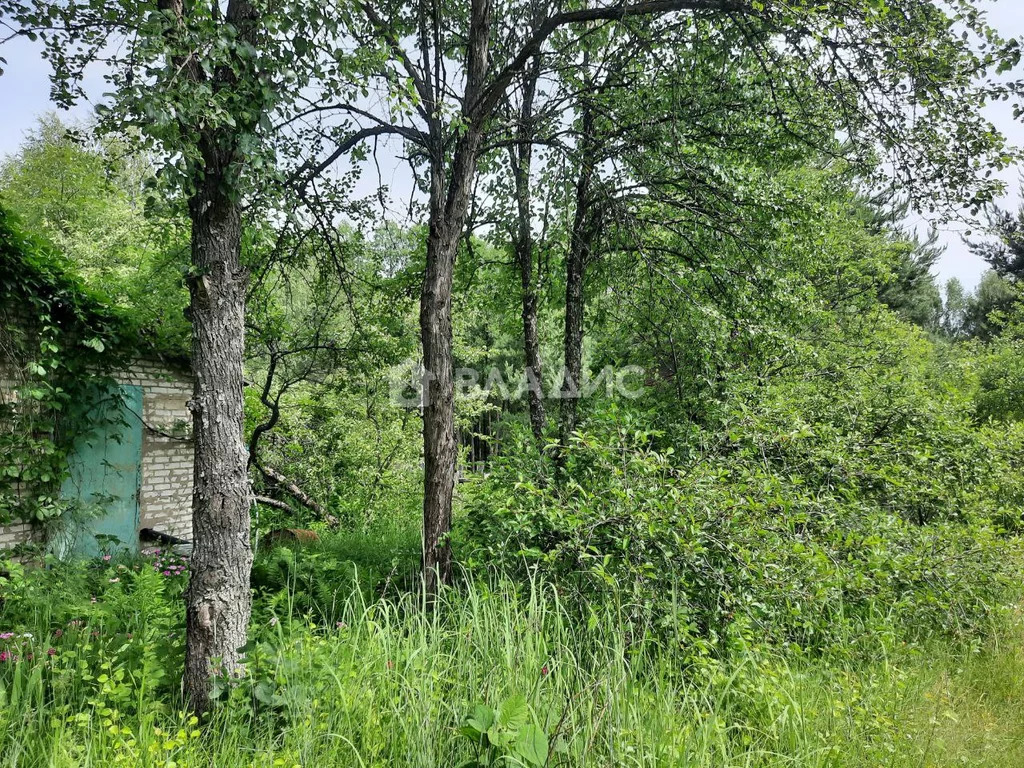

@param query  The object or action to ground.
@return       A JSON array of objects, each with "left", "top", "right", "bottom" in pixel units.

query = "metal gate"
[{"left": 59, "top": 383, "right": 143, "bottom": 556}]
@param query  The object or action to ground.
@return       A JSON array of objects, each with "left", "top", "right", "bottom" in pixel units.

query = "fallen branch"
[
  {"left": 259, "top": 465, "right": 325, "bottom": 515},
  {"left": 256, "top": 465, "right": 339, "bottom": 527},
  {"left": 254, "top": 495, "right": 292, "bottom": 513}
]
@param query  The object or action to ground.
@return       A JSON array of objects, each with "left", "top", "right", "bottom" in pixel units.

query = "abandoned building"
[{"left": 0, "top": 209, "right": 194, "bottom": 554}]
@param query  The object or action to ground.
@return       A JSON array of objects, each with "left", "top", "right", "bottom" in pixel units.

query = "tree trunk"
[
  {"left": 420, "top": 215, "right": 459, "bottom": 603},
  {"left": 511, "top": 58, "right": 547, "bottom": 445},
  {"left": 257, "top": 464, "right": 329, "bottom": 520},
  {"left": 419, "top": 0, "right": 503, "bottom": 604},
  {"left": 420, "top": 136, "right": 487, "bottom": 605},
  {"left": 183, "top": 139, "right": 252, "bottom": 714},
  {"left": 559, "top": 102, "right": 597, "bottom": 455},
  {"left": 560, "top": 240, "right": 585, "bottom": 446},
  {"left": 520, "top": 266, "right": 546, "bottom": 441}
]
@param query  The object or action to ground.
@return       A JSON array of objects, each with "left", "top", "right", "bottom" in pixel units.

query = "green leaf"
[
  {"left": 514, "top": 724, "right": 549, "bottom": 767},
  {"left": 209, "top": 677, "right": 225, "bottom": 700},
  {"left": 458, "top": 725, "right": 485, "bottom": 744},
  {"left": 464, "top": 703, "right": 495, "bottom": 739},
  {"left": 253, "top": 681, "right": 276, "bottom": 705},
  {"left": 493, "top": 694, "right": 528, "bottom": 740}
]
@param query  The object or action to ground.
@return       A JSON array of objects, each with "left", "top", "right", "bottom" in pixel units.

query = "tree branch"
[
  {"left": 258, "top": 464, "right": 329, "bottom": 519},
  {"left": 359, "top": 1, "right": 434, "bottom": 122},
  {"left": 286, "top": 125, "right": 423, "bottom": 192},
  {"left": 472, "top": 0, "right": 742, "bottom": 123}
]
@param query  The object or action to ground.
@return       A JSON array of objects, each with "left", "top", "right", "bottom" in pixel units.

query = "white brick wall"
[
  {"left": 0, "top": 356, "right": 196, "bottom": 549},
  {"left": 0, "top": 521, "right": 39, "bottom": 549},
  {"left": 0, "top": 357, "right": 32, "bottom": 549},
  {"left": 116, "top": 359, "right": 195, "bottom": 541}
]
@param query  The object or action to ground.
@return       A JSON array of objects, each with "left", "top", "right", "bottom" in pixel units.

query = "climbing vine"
[{"left": 0, "top": 206, "right": 139, "bottom": 526}]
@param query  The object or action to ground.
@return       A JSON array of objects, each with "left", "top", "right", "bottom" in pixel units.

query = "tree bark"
[
  {"left": 420, "top": 0, "right": 492, "bottom": 605},
  {"left": 421, "top": 142, "right": 485, "bottom": 602},
  {"left": 510, "top": 57, "right": 547, "bottom": 445},
  {"left": 257, "top": 464, "right": 331, "bottom": 521},
  {"left": 254, "top": 495, "right": 292, "bottom": 513},
  {"left": 559, "top": 101, "right": 598, "bottom": 455},
  {"left": 420, "top": 209, "right": 460, "bottom": 603},
  {"left": 152, "top": 0, "right": 262, "bottom": 717},
  {"left": 183, "top": 136, "right": 252, "bottom": 714}
]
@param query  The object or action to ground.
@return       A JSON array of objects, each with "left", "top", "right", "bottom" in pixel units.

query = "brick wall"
[
  {"left": 117, "top": 359, "right": 195, "bottom": 541},
  {"left": 0, "top": 346, "right": 34, "bottom": 548},
  {"left": 0, "top": 356, "right": 195, "bottom": 549},
  {"left": 0, "top": 521, "right": 39, "bottom": 549}
]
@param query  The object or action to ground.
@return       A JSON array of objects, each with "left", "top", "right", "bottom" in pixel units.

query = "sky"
[{"left": 1, "top": 4, "right": 1022, "bottom": 290}]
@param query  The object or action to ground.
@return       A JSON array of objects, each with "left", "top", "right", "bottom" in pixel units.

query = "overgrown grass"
[
  {"left": 893, "top": 606, "right": 1024, "bottom": 767},
  {"left": 0, "top": 552, "right": 1023, "bottom": 767}
]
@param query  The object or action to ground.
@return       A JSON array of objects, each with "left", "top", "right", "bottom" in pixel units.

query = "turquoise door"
[{"left": 59, "top": 383, "right": 143, "bottom": 557}]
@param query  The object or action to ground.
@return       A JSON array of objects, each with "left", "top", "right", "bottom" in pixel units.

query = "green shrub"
[
  {"left": 461, "top": 325, "right": 1020, "bottom": 656},
  {"left": 0, "top": 552, "right": 186, "bottom": 725},
  {"left": 975, "top": 338, "right": 1024, "bottom": 423},
  {"left": 0, "top": 555, "right": 1020, "bottom": 767}
]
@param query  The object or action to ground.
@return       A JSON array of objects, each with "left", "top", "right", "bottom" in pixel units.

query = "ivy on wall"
[{"left": 0, "top": 206, "right": 139, "bottom": 525}]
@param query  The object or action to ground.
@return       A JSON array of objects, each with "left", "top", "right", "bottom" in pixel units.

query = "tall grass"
[{"left": 0, "top": 565, "right": 1021, "bottom": 766}]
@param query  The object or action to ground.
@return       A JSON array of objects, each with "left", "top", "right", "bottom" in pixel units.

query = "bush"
[
  {"left": 461, "top": 324, "right": 1021, "bottom": 657},
  {"left": 0, "top": 551, "right": 187, "bottom": 724},
  {"left": 4, "top": 553, "right": 1012, "bottom": 768},
  {"left": 975, "top": 338, "right": 1024, "bottom": 423}
]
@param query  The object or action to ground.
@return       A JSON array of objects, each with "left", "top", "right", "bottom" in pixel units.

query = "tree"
[
  {"left": 558, "top": 54, "right": 604, "bottom": 458},
  {"left": 506, "top": 53, "right": 549, "bottom": 446},
  {"left": 940, "top": 278, "right": 970, "bottom": 338},
  {"left": 7, "top": 0, "right": 1017, "bottom": 622},
  {"left": 935, "top": 271, "right": 1016, "bottom": 340},
  {"left": 968, "top": 187, "right": 1024, "bottom": 281},
  {"left": 244, "top": 219, "right": 419, "bottom": 525},
  {"left": 965, "top": 269, "right": 1017, "bottom": 339},
  {"left": 860, "top": 193, "right": 945, "bottom": 331},
  {"left": 2, "top": 0, "right": 355, "bottom": 714},
  {"left": 541, "top": 3, "right": 1014, "bottom": 453},
  {"left": 328, "top": 0, "right": 773, "bottom": 602},
  {"left": 297, "top": 0, "right": 1017, "bottom": 601},
  {"left": 0, "top": 115, "right": 191, "bottom": 353}
]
